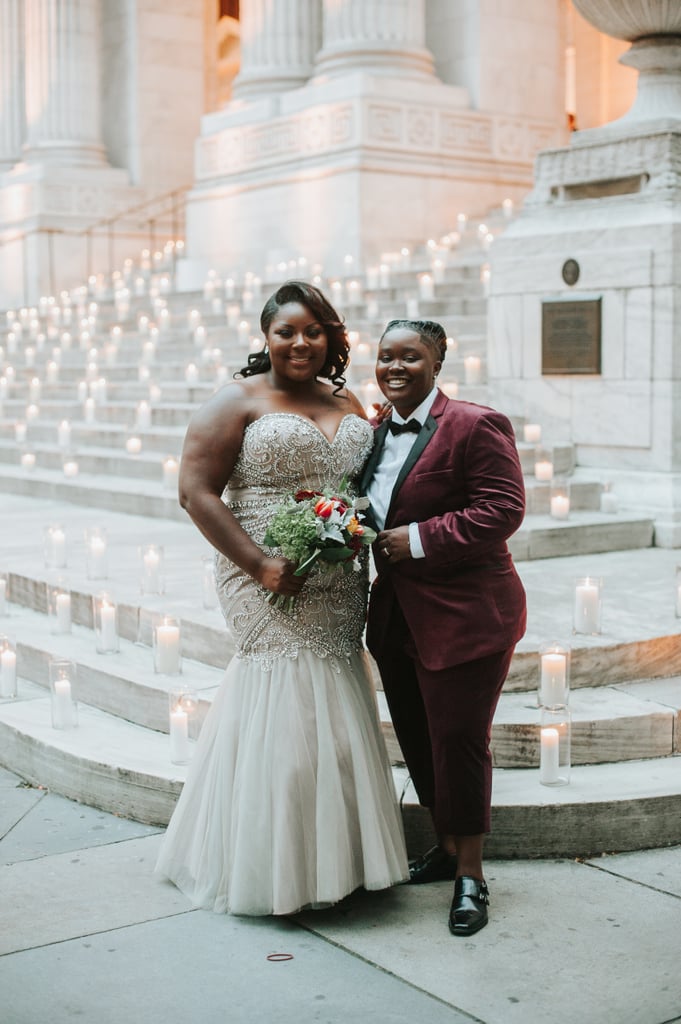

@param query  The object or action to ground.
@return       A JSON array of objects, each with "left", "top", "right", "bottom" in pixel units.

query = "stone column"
[
  {"left": 0, "top": 0, "right": 26, "bottom": 169},
  {"left": 232, "top": 0, "right": 322, "bottom": 100},
  {"left": 24, "top": 0, "right": 106, "bottom": 165},
  {"left": 315, "top": 0, "right": 434, "bottom": 78}
]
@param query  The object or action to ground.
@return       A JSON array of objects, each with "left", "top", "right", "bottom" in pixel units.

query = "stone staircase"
[{"left": 1, "top": 218, "right": 679, "bottom": 858}]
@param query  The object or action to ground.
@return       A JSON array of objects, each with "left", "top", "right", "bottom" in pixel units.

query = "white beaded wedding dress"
[{"left": 155, "top": 413, "right": 408, "bottom": 915}]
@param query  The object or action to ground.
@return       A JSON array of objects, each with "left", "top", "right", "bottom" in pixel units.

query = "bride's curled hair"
[{"left": 236, "top": 280, "right": 350, "bottom": 392}]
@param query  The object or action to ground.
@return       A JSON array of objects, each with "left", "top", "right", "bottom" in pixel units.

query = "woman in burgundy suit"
[{"left": 362, "top": 319, "right": 526, "bottom": 936}]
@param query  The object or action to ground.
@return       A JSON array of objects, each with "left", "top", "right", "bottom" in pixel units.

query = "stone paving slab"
[
  {"left": 0, "top": 785, "right": 43, "bottom": 843},
  {"left": 0, "top": 911, "right": 471, "bottom": 1024},
  {"left": 297, "top": 858, "right": 681, "bottom": 1024},
  {"left": 0, "top": 789, "right": 161, "bottom": 865}
]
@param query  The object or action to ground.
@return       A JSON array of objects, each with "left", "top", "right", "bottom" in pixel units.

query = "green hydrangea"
[{"left": 263, "top": 500, "right": 318, "bottom": 563}]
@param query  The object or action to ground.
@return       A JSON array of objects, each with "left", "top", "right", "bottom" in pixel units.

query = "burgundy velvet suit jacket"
[{"left": 361, "top": 389, "right": 527, "bottom": 671}]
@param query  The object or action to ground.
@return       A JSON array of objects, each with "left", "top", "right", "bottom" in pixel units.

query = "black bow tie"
[{"left": 388, "top": 418, "right": 421, "bottom": 436}]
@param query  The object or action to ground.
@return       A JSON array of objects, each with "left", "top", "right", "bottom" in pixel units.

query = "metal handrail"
[{"left": 0, "top": 183, "right": 191, "bottom": 304}]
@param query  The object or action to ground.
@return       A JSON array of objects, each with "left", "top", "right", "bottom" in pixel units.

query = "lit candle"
[
  {"left": 185, "top": 364, "right": 199, "bottom": 385},
  {"left": 534, "top": 460, "right": 554, "bottom": 482},
  {"left": 84, "top": 397, "right": 96, "bottom": 423},
  {"left": 21, "top": 452, "right": 36, "bottom": 470},
  {"left": 464, "top": 355, "right": 482, "bottom": 386},
  {"left": 156, "top": 623, "right": 181, "bottom": 674},
  {"left": 52, "top": 676, "right": 76, "bottom": 728},
  {"left": 162, "top": 456, "right": 179, "bottom": 490},
  {"left": 574, "top": 580, "right": 600, "bottom": 634},
  {"left": 540, "top": 653, "right": 567, "bottom": 707},
  {"left": 88, "top": 536, "right": 107, "bottom": 578},
  {"left": 29, "top": 378, "right": 41, "bottom": 402},
  {"left": 379, "top": 264, "right": 391, "bottom": 288},
  {"left": 142, "top": 548, "right": 161, "bottom": 592},
  {"left": 55, "top": 592, "right": 72, "bottom": 633},
  {"left": 14, "top": 422, "right": 27, "bottom": 444},
  {"left": 540, "top": 727, "right": 560, "bottom": 785},
  {"left": 99, "top": 602, "right": 117, "bottom": 651},
  {"left": 600, "top": 489, "right": 618, "bottom": 514},
  {"left": 523, "top": 423, "right": 542, "bottom": 444},
  {"left": 58, "top": 420, "right": 71, "bottom": 449},
  {"left": 63, "top": 459, "right": 79, "bottom": 478},
  {"left": 49, "top": 527, "right": 67, "bottom": 567},
  {"left": 0, "top": 648, "right": 17, "bottom": 697},
  {"left": 418, "top": 274, "right": 435, "bottom": 301},
  {"left": 169, "top": 705, "right": 190, "bottom": 762},
  {"left": 550, "top": 495, "right": 570, "bottom": 519},
  {"left": 126, "top": 436, "right": 142, "bottom": 455}
]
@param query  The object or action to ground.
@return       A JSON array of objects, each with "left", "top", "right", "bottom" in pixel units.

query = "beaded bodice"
[{"left": 215, "top": 413, "right": 374, "bottom": 667}]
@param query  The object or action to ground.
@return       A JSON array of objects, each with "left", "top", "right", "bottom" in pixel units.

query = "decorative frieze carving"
[{"left": 196, "top": 97, "right": 557, "bottom": 183}]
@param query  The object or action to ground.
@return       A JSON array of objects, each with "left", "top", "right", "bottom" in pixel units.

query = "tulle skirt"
[{"left": 154, "top": 647, "right": 408, "bottom": 916}]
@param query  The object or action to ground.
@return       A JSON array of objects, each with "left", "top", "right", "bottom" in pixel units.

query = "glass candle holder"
[
  {"left": 600, "top": 482, "right": 618, "bottom": 514},
  {"left": 573, "top": 577, "right": 602, "bottom": 635},
  {"left": 93, "top": 592, "right": 119, "bottom": 653},
  {"left": 523, "top": 422, "right": 541, "bottom": 444},
  {"left": 549, "top": 479, "right": 570, "bottom": 520},
  {"left": 0, "top": 572, "right": 9, "bottom": 617},
  {"left": 85, "top": 527, "right": 108, "bottom": 580},
  {"left": 534, "top": 446, "right": 554, "bottom": 482},
  {"left": 0, "top": 635, "right": 17, "bottom": 698},
  {"left": 162, "top": 456, "right": 180, "bottom": 491},
  {"left": 676, "top": 565, "right": 681, "bottom": 618},
  {"left": 48, "top": 580, "right": 72, "bottom": 635},
  {"left": 140, "top": 544, "right": 164, "bottom": 595},
  {"left": 44, "top": 524, "right": 67, "bottom": 569},
  {"left": 154, "top": 616, "right": 182, "bottom": 675},
  {"left": 49, "top": 658, "right": 78, "bottom": 729},
  {"left": 168, "top": 688, "right": 197, "bottom": 764},
  {"left": 202, "top": 555, "right": 219, "bottom": 610},
  {"left": 538, "top": 643, "right": 570, "bottom": 708},
  {"left": 539, "top": 707, "right": 571, "bottom": 786}
]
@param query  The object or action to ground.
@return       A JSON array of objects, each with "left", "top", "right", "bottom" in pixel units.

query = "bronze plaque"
[{"left": 542, "top": 298, "right": 601, "bottom": 375}]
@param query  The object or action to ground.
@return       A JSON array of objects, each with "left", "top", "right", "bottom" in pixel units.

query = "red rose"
[{"left": 314, "top": 498, "right": 336, "bottom": 519}]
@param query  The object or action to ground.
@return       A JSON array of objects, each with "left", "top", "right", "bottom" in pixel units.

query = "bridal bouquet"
[{"left": 263, "top": 481, "right": 377, "bottom": 611}]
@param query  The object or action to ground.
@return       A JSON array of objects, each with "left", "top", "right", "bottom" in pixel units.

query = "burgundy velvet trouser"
[{"left": 374, "top": 604, "right": 514, "bottom": 837}]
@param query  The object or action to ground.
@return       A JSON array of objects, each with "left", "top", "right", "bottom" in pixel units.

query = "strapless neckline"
[{"left": 247, "top": 412, "right": 365, "bottom": 446}]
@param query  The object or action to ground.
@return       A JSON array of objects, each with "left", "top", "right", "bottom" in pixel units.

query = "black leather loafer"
[
  {"left": 408, "top": 845, "right": 458, "bottom": 885},
  {"left": 448, "top": 876, "right": 489, "bottom": 936}
]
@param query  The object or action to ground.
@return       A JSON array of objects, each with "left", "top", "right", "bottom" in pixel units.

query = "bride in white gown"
[{"left": 155, "top": 281, "right": 408, "bottom": 915}]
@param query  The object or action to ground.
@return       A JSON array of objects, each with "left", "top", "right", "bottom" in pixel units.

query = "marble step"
[
  {"left": 378, "top": 682, "right": 680, "bottom": 768},
  {"left": 1, "top": 694, "right": 678, "bottom": 858},
  {"left": 0, "top": 442, "right": 183, "bottom": 475},
  {"left": 508, "top": 512, "right": 654, "bottom": 560},
  {"left": 8, "top": 599, "right": 679, "bottom": 768}
]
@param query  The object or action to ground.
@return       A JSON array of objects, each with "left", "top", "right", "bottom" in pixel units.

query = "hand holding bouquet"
[{"left": 263, "top": 481, "right": 377, "bottom": 612}]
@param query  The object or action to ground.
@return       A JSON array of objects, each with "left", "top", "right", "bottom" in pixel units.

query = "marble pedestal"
[
  {"left": 488, "top": 123, "right": 681, "bottom": 545},
  {"left": 176, "top": 70, "right": 558, "bottom": 287}
]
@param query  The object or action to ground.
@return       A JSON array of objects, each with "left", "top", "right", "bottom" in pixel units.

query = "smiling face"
[
  {"left": 376, "top": 327, "right": 442, "bottom": 417},
  {"left": 266, "top": 302, "right": 328, "bottom": 385}
]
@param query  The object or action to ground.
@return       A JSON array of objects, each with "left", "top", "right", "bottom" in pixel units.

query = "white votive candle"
[
  {"left": 50, "top": 528, "right": 67, "bottom": 567},
  {"left": 126, "top": 436, "right": 142, "bottom": 455},
  {"left": 58, "top": 420, "right": 71, "bottom": 449},
  {"left": 534, "top": 460, "right": 554, "bottom": 482},
  {"left": 143, "top": 549, "right": 161, "bottom": 592},
  {"left": 89, "top": 536, "right": 107, "bottom": 577},
  {"left": 574, "top": 581, "right": 600, "bottom": 634},
  {"left": 169, "top": 707, "right": 190, "bottom": 763},
  {"left": 162, "top": 457, "right": 179, "bottom": 490},
  {"left": 540, "top": 727, "right": 560, "bottom": 785},
  {"left": 156, "top": 624, "right": 181, "bottom": 675},
  {"left": 63, "top": 459, "right": 79, "bottom": 478},
  {"left": 55, "top": 592, "right": 71, "bottom": 633},
  {"left": 523, "top": 423, "right": 542, "bottom": 444},
  {"left": 21, "top": 452, "right": 36, "bottom": 470},
  {"left": 100, "top": 603, "right": 117, "bottom": 650},
  {"left": 464, "top": 356, "right": 482, "bottom": 386},
  {"left": 540, "top": 654, "right": 567, "bottom": 707},
  {"left": 600, "top": 490, "right": 618, "bottom": 514},
  {"left": 418, "top": 274, "right": 435, "bottom": 300},
  {"left": 53, "top": 677, "right": 76, "bottom": 728},
  {"left": 0, "top": 649, "right": 17, "bottom": 697},
  {"left": 550, "top": 495, "right": 570, "bottom": 519}
]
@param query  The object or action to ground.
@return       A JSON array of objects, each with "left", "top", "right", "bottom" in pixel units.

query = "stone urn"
[{"left": 573, "top": 0, "right": 681, "bottom": 127}]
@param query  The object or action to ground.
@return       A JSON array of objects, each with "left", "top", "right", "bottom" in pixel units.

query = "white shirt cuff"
[{"left": 408, "top": 522, "right": 425, "bottom": 559}]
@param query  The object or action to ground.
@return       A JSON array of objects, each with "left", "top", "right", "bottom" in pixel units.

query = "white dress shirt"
[{"left": 366, "top": 387, "right": 439, "bottom": 558}]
